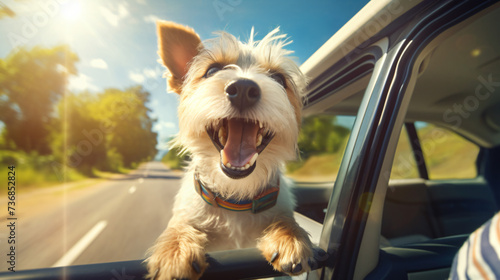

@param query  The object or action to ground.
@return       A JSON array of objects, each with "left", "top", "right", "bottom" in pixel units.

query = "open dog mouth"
[{"left": 206, "top": 118, "right": 274, "bottom": 179}]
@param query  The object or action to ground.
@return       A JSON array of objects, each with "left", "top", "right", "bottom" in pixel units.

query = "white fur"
[
  {"left": 169, "top": 170, "right": 297, "bottom": 251},
  {"left": 147, "top": 23, "right": 313, "bottom": 280},
  {"left": 167, "top": 28, "right": 306, "bottom": 248},
  {"left": 172, "top": 27, "right": 306, "bottom": 201}
]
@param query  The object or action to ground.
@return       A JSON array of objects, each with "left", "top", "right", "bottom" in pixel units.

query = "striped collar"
[{"left": 194, "top": 173, "right": 279, "bottom": 214}]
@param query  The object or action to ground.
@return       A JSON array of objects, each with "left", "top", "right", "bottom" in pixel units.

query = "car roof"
[
  {"left": 301, "top": 0, "right": 424, "bottom": 79},
  {"left": 301, "top": 0, "right": 500, "bottom": 148}
]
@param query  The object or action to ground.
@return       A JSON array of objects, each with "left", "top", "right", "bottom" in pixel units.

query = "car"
[{"left": 2, "top": 0, "right": 499, "bottom": 279}]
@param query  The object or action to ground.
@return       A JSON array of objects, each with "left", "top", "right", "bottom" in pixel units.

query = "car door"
[{"left": 302, "top": 1, "right": 500, "bottom": 279}]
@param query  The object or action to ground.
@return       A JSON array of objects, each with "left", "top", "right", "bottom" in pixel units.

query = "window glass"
[
  {"left": 390, "top": 128, "right": 419, "bottom": 180},
  {"left": 285, "top": 115, "right": 355, "bottom": 182},
  {"left": 415, "top": 122, "right": 479, "bottom": 179}
]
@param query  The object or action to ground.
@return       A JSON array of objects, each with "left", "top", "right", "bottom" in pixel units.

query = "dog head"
[{"left": 157, "top": 21, "right": 306, "bottom": 197}]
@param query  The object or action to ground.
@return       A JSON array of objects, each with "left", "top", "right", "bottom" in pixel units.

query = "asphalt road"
[{"left": 2, "top": 161, "right": 181, "bottom": 272}]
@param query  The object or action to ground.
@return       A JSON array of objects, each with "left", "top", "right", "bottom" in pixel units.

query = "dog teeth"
[
  {"left": 259, "top": 121, "right": 263, "bottom": 129},
  {"left": 221, "top": 151, "right": 259, "bottom": 171},
  {"left": 218, "top": 126, "right": 227, "bottom": 146},
  {"left": 256, "top": 134, "right": 263, "bottom": 147},
  {"left": 249, "top": 153, "right": 258, "bottom": 166}
]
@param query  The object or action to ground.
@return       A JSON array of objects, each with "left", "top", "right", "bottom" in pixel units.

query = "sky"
[{"left": 0, "top": 0, "right": 369, "bottom": 154}]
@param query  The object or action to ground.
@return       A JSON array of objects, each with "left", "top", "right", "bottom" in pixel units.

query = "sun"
[{"left": 61, "top": 1, "right": 82, "bottom": 21}]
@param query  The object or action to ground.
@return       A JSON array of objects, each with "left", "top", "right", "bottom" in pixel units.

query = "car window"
[
  {"left": 389, "top": 122, "right": 480, "bottom": 180},
  {"left": 415, "top": 122, "right": 479, "bottom": 180},
  {"left": 390, "top": 128, "right": 419, "bottom": 180},
  {"left": 285, "top": 115, "right": 355, "bottom": 182}
]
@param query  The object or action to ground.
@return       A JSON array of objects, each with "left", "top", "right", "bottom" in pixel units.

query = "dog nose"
[{"left": 225, "top": 79, "right": 261, "bottom": 111}]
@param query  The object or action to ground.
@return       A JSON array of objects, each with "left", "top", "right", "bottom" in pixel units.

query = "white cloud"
[
  {"left": 89, "top": 58, "right": 108, "bottom": 69},
  {"left": 68, "top": 74, "right": 99, "bottom": 92},
  {"left": 154, "top": 121, "right": 176, "bottom": 132},
  {"left": 129, "top": 67, "right": 162, "bottom": 84},
  {"left": 118, "top": 4, "right": 129, "bottom": 17},
  {"left": 143, "top": 67, "right": 161, "bottom": 78},
  {"left": 129, "top": 71, "right": 145, "bottom": 83},
  {"left": 100, "top": 7, "right": 119, "bottom": 26},
  {"left": 99, "top": 3, "right": 129, "bottom": 27},
  {"left": 144, "top": 14, "right": 160, "bottom": 23}
]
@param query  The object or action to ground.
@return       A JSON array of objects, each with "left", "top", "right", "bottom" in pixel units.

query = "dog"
[{"left": 146, "top": 21, "right": 325, "bottom": 280}]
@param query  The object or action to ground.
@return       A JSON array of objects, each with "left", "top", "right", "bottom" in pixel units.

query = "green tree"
[
  {"left": 89, "top": 86, "right": 158, "bottom": 168},
  {"left": 54, "top": 86, "right": 158, "bottom": 172},
  {"left": 298, "top": 115, "right": 350, "bottom": 157},
  {"left": 0, "top": 45, "right": 78, "bottom": 154},
  {"left": 51, "top": 92, "right": 109, "bottom": 174}
]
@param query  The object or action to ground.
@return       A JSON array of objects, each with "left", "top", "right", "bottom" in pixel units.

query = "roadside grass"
[
  {"left": 1, "top": 150, "right": 85, "bottom": 191},
  {"left": 286, "top": 124, "right": 479, "bottom": 182},
  {"left": 286, "top": 153, "right": 343, "bottom": 182},
  {"left": 0, "top": 162, "right": 88, "bottom": 196},
  {"left": 0, "top": 150, "right": 136, "bottom": 196},
  {"left": 418, "top": 125, "right": 479, "bottom": 179}
]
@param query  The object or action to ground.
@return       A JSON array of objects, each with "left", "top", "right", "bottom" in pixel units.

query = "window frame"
[
  {"left": 404, "top": 122, "right": 430, "bottom": 180},
  {"left": 315, "top": 1, "right": 499, "bottom": 279}
]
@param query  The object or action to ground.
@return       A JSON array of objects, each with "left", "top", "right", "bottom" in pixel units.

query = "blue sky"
[{"left": 0, "top": 0, "right": 369, "bottom": 152}]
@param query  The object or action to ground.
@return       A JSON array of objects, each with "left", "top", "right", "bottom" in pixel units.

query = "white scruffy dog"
[{"left": 146, "top": 21, "right": 325, "bottom": 280}]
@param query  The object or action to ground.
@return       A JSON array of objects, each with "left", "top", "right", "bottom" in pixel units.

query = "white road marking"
[
  {"left": 129, "top": 185, "right": 137, "bottom": 194},
  {"left": 52, "top": 220, "right": 108, "bottom": 267}
]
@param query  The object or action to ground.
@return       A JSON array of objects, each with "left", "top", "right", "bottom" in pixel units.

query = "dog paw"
[
  {"left": 145, "top": 226, "right": 208, "bottom": 280},
  {"left": 257, "top": 218, "right": 324, "bottom": 275},
  {"left": 146, "top": 252, "right": 206, "bottom": 280},
  {"left": 264, "top": 246, "right": 328, "bottom": 275},
  {"left": 260, "top": 240, "right": 312, "bottom": 275}
]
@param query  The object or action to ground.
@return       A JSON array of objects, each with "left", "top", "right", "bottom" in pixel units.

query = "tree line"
[{"left": 0, "top": 45, "right": 158, "bottom": 177}]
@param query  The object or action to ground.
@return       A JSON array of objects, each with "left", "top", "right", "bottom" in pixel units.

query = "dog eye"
[
  {"left": 270, "top": 73, "right": 286, "bottom": 89},
  {"left": 204, "top": 65, "right": 222, "bottom": 78}
]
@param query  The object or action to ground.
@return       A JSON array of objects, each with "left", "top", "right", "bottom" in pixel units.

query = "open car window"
[{"left": 285, "top": 115, "right": 355, "bottom": 183}]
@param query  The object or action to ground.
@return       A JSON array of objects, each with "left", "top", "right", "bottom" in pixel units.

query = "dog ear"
[{"left": 157, "top": 21, "right": 202, "bottom": 94}]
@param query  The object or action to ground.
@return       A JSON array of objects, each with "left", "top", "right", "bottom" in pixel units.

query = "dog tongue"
[{"left": 222, "top": 119, "right": 259, "bottom": 167}]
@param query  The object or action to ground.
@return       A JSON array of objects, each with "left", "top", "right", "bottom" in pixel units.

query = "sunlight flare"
[{"left": 61, "top": 1, "right": 82, "bottom": 21}]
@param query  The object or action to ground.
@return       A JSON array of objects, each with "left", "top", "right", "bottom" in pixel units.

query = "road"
[{"left": 1, "top": 161, "right": 181, "bottom": 272}]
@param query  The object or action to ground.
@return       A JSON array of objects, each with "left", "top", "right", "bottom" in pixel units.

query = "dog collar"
[{"left": 194, "top": 173, "right": 279, "bottom": 214}]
